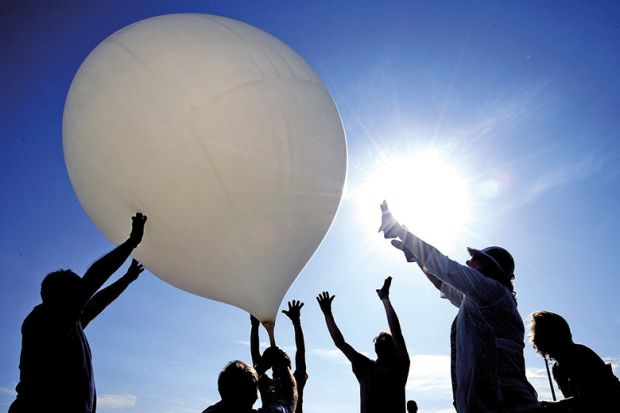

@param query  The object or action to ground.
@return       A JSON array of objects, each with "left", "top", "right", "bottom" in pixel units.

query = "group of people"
[{"left": 8, "top": 205, "right": 620, "bottom": 413}]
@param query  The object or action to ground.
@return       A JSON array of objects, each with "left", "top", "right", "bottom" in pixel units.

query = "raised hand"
[
  {"left": 316, "top": 292, "right": 335, "bottom": 314},
  {"left": 376, "top": 276, "right": 392, "bottom": 300},
  {"left": 379, "top": 201, "right": 401, "bottom": 239},
  {"left": 129, "top": 212, "right": 147, "bottom": 245},
  {"left": 125, "top": 259, "right": 144, "bottom": 281},
  {"left": 282, "top": 300, "right": 304, "bottom": 323}
]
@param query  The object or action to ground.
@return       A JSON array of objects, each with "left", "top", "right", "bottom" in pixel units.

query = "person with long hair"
[{"left": 529, "top": 311, "right": 620, "bottom": 412}]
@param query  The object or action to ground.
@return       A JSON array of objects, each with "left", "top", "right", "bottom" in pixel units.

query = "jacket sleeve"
[{"left": 400, "top": 230, "right": 503, "bottom": 305}]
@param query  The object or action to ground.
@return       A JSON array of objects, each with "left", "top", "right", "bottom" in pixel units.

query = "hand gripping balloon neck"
[{"left": 262, "top": 320, "right": 276, "bottom": 346}]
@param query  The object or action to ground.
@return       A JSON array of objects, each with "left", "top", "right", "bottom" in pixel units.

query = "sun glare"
[{"left": 351, "top": 149, "right": 472, "bottom": 248}]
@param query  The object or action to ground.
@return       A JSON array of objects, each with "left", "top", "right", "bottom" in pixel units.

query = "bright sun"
[{"left": 351, "top": 148, "right": 472, "bottom": 248}]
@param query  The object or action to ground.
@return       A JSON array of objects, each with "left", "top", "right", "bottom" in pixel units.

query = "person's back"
[
  {"left": 530, "top": 310, "right": 620, "bottom": 412},
  {"left": 353, "top": 355, "right": 409, "bottom": 413},
  {"left": 552, "top": 343, "right": 620, "bottom": 411},
  {"left": 12, "top": 303, "right": 94, "bottom": 413},
  {"left": 9, "top": 213, "right": 146, "bottom": 413},
  {"left": 317, "top": 277, "right": 410, "bottom": 413}
]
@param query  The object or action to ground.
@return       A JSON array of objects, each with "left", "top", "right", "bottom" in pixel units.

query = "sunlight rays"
[{"left": 348, "top": 148, "right": 473, "bottom": 249}]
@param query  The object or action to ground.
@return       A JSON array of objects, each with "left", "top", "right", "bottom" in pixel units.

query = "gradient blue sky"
[{"left": 2, "top": 1, "right": 620, "bottom": 412}]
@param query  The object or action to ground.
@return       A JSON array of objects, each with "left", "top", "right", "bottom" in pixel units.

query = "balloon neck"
[{"left": 262, "top": 320, "right": 276, "bottom": 346}]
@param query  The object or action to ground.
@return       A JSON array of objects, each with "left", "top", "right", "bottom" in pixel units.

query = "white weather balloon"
[{"left": 63, "top": 14, "right": 346, "bottom": 330}]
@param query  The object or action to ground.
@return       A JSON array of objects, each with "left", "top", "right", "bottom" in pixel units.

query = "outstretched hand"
[
  {"left": 282, "top": 300, "right": 304, "bottom": 323},
  {"left": 376, "top": 276, "right": 392, "bottom": 300},
  {"left": 125, "top": 259, "right": 144, "bottom": 281},
  {"left": 130, "top": 212, "right": 147, "bottom": 245},
  {"left": 316, "top": 292, "right": 335, "bottom": 315},
  {"left": 379, "top": 201, "right": 401, "bottom": 239}
]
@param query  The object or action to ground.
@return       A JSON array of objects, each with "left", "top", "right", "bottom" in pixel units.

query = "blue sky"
[{"left": 2, "top": 1, "right": 620, "bottom": 412}]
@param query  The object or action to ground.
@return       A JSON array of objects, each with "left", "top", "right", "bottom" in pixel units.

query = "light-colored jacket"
[{"left": 401, "top": 232, "right": 539, "bottom": 413}]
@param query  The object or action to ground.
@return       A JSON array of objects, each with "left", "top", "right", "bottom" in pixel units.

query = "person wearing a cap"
[{"left": 379, "top": 201, "right": 539, "bottom": 413}]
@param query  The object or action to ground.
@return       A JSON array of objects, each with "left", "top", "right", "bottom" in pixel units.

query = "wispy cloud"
[
  {"left": 457, "top": 81, "right": 550, "bottom": 146},
  {"left": 310, "top": 348, "right": 351, "bottom": 364},
  {"left": 505, "top": 152, "right": 613, "bottom": 211},
  {"left": 97, "top": 394, "right": 137, "bottom": 408},
  {"left": 407, "top": 354, "right": 452, "bottom": 393},
  {"left": 0, "top": 387, "right": 16, "bottom": 396}
]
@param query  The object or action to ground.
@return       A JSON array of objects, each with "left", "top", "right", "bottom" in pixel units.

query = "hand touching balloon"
[{"left": 129, "top": 213, "right": 147, "bottom": 246}]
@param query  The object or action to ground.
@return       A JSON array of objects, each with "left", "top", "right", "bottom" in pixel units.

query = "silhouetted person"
[
  {"left": 317, "top": 277, "right": 410, "bottom": 413},
  {"left": 380, "top": 201, "right": 539, "bottom": 413},
  {"left": 203, "top": 346, "right": 297, "bottom": 413},
  {"left": 406, "top": 400, "right": 418, "bottom": 413},
  {"left": 9, "top": 213, "right": 147, "bottom": 413},
  {"left": 529, "top": 311, "right": 620, "bottom": 412},
  {"left": 251, "top": 300, "right": 307, "bottom": 413}
]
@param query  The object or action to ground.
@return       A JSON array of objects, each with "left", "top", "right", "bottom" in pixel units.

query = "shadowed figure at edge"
[
  {"left": 9, "top": 213, "right": 147, "bottom": 413},
  {"left": 203, "top": 346, "right": 297, "bottom": 413},
  {"left": 317, "top": 276, "right": 410, "bottom": 413},
  {"left": 251, "top": 300, "right": 308, "bottom": 413},
  {"left": 529, "top": 311, "right": 620, "bottom": 412},
  {"left": 379, "top": 200, "right": 539, "bottom": 413}
]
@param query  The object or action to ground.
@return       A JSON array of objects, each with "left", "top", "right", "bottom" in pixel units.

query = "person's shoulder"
[
  {"left": 22, "top": 304, "right": 48, "bottom": 330},
  {"left": 571, "top": 343, "right": 603, "bottom": 362},
  {"left": 202, "top": 401, "right": 225, "bottom": 413}
]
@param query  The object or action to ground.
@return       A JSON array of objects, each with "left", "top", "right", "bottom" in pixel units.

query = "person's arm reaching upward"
[
  {"left": 80, "top": 259, "right": 144, "bottom": 328},
  {"left": 376, "top": 277, "right": 408, "bottom": 359},
  {"left": 380, "top": 201, "right": 497, "bottom": 304},
  {"left": 250, "top": 314, "right": 261, "bottom": 366},
  {"left": 316, "top": 292, "right": 363, "bottom": 363},
  {"left": 282, "top": 300, "right": 306, "bottom": 376},
  {"left": 80, "top": 213, "right": 147, "bottom": 307}
]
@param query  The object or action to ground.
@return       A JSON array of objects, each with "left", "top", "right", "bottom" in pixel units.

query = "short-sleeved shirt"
[
  {"left": 553, "top": 344, "right": 620, "bottom": 411},
  {"left": 351, "top": 353, "right": 409, "bottom": 413},
  {"left": 9, "top": 304, "right": 95, "bottom": 413}
]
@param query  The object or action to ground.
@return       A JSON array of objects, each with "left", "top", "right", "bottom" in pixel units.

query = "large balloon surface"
[{"left": 63, "top": 14, "right": 346, "bottom": 323}]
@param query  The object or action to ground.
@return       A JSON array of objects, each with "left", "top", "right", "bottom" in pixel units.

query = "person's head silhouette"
[
  {"left": 40, "top": 269, "right": 83, "bottom": 311},
  {"left": 217, "top": 360, "right": 259, "bottom": 410},
  {"left": 466, "top": 246, "right": 516, "bottom": 297},
  {"left": 374, "top": 331, "right": 396, "bottom": 361},
  {"left": 529, "top": 311, "right": 573, "bottom": 359},
  {"left": 407, "top": 400, "right": 418, "bottom": 413}
]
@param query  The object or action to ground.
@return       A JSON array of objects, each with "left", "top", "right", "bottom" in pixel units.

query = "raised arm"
[
  {"left": 80, "top": 259, "right": 144, "bottom": 327},
  {"left": 282, "top": 300, "right": 306, "bottom": 375},
  {"left": 391, "top": 239, "right": 444, "bottom": 290},
  {"left": 376, "top": 277, "right": 408, "bottom": 359},
  {"left": 316, "top": 292, "right": 362, "bottom": 363},
  {"left": 80, "top": 213, "right": 147, "bottom": 305},
  {"left": 250, "top": 314, "right": 261, "bottom": 366},
  {"left": 380, "top": 201, "right": 498, "bottom": 303}
]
